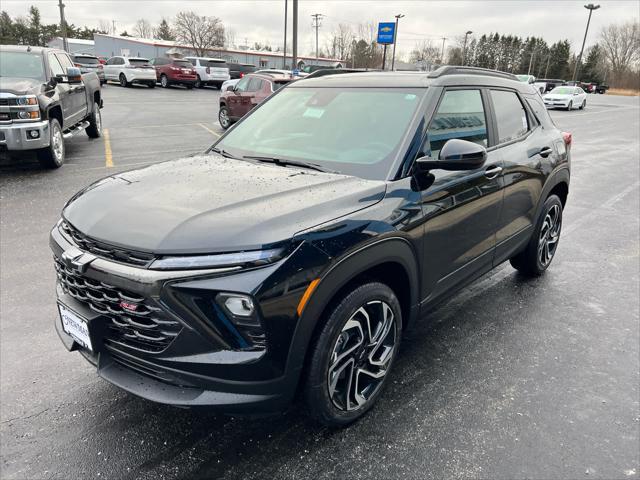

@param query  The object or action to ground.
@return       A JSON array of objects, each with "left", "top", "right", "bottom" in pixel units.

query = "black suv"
[{"left": 51, "top": 67, "right": 571, "bottom": 426}]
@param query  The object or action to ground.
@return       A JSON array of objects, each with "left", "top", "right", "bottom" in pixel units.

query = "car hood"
[
  {"left": 543, "top": 94, "right": 571, "bottom": 100},
  {"left": 63, "top": 154, "right": 386, "bottom": 254},
  {"left": 0, "top": 77, "right": 44, "bottom": 96}
]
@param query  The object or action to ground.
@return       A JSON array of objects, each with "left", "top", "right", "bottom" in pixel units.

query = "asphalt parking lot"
[{"left": 1, "top": 85, "right": 639, "bottom": 480}]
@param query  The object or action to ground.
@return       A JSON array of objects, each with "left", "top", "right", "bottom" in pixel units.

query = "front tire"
[
  {"left": 510, "top": 195, "right": 563, "bottom": 277},
  {"left": 566, "top": 101, "right": 573, "bottom": 111},
  {"left": 160, "top": 75, "right": 169, "bottom": 88},
  {"left": 218, "top": 106, "right": 231, "bottom": 129},
  {"left": 304, "top": 282, "right": 402, "bottom": 427},
  {"left": 147, "top": 82, "right": 155, "bottom": 89},
  {"left": 85, "top": 101, "right": 102, "bottom": 138},
  {"left": 37, "top": 118, "right": 65, "bottom": 168}
]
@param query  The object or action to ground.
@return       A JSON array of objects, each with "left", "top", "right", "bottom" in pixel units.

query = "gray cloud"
[{"left": 2, "top": 0, "right": 637, "bottom": 57}]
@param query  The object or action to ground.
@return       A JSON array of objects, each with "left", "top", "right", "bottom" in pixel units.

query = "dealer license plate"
[{"left": 58, "top": 303, "right": 93, "bottom": 351}]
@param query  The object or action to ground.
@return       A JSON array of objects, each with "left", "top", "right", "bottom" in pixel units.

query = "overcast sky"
[{"left": 2, "top": 0, "right": 638, "bottom": 56}]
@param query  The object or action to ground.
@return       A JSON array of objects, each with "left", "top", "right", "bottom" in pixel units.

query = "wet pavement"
[{"left": 1, "top": 86, "right": 638, "bottom": 479}]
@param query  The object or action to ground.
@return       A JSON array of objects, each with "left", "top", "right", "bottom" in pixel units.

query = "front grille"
[
  {"left": 54, "top": 256, "right": 182, "bottom": 353},
  {"left": 60, "top": 221, "right": 155, "bottom": 268}
]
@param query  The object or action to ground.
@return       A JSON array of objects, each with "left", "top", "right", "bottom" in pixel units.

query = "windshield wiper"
[
  {"left": 243, "top": 155, "right": 338, "bottom": 173},
  {"left": 210, "top": 146, "right": 238, "bottom": 159}
]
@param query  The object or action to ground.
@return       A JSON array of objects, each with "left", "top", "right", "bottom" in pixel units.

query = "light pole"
[
  {"left": 440, "top": 36, "right": 447, "bottom": 64},
  {"left": 391, "top": 13, "right": 404, "bottom": 70},
  {"left": 283, "top": 0, "right": 287, "bottom": 68},
  {"left": 573, "top": 3, "right": 600, "bottom": 81},
  {"left": 462, "top": 30, "right": 472, "bottom": 66},
  {"left": 311, "top": 13, "right": 323, "bottom": 62}
]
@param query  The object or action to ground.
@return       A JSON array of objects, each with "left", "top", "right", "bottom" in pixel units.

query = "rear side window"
[
  {"left": 247, "top": 78, "right": 263, "bottom": 92},
  {"left": 491, "top": 90, "right": 529, "bottom": 143},
  {"left": 526, "top": 96, "right": 556, "bottom": 128},
  {"left": 427, "top": 89, "right": 488, "bottom": 158},
  {"left": 128, "top": 59, "right": 149, "bottom": 66},
  {"left": 188, "top": 58, "right": 197, "bottom": 66}
]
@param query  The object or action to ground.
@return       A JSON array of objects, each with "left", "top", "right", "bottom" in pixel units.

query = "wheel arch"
[
  {"left": 535, "top": 167, "right": 570, "bottom": 220},
  {"left": 47, "top": 104, "right": 63, "bottom": 128},
  {"left": 286, "top": 237, "right": 420, "bottom": 384}
]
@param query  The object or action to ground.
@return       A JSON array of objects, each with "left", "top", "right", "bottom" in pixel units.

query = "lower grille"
[{"left": 54, "top": 256, "right": 182, "bottom": 353}]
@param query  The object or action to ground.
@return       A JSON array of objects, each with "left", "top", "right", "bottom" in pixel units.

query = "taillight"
[
  {"left": 206, "top": 67, "right": 210, "bottom": 74},
  {"left": 562, "top": 132, "right": 572, "bottom": 147},
  {"left": 240, "top": 72, "right": 244, "bottom": 78}
]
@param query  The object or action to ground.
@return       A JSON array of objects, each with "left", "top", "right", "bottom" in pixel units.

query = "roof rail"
[{"left": 427, "top": 66, "right": 518, "bottom": 81}]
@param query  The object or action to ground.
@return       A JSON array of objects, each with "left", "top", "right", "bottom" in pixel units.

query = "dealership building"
[{"left": 93, "top": 33, "right": 344, "bottom": 69}]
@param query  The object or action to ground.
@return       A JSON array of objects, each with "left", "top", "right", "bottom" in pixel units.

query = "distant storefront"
[{"left": 94, "top": 33, "right": 344, "bottom": 69}]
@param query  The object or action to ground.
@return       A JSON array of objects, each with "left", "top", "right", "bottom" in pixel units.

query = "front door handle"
[
  {"left": 539, "top": 146, "right": 553, "bottom": 158},
  {"left": 484, "top": 165, "right": 503, "bottom": 179}
]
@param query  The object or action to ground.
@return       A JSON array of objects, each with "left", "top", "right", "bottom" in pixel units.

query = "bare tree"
[
  {"left": 409, "top": 40, "right": 440, "bottom": 66},
  {"left": 225, "top": 28, "right": 236, "bottom": 48},
  {"left": 600, "top": 21, "right": 640, "bottom": 85},
  {"left": 97, "top": 20, "right": 113, "bottom": 35},
  {"left": 133, "top": 18, "right": 153, "bottom": 39},
  {"left": 173, "top": 11, "right": 225, "bottom": 56},
  {"left": 326, "top": 23, "right": 354, "bottom": 60}
]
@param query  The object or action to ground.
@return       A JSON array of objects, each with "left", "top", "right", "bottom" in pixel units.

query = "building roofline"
[{"left": 93, "top": 33, "right": 345, "bottom": 63}]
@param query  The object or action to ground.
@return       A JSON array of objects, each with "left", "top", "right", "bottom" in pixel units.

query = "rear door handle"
[
  {"left": 484, "top": 165, "right": 503, "bottom": 179},
  {"left": 539, "top": 146, "right": 553, "bottom": 158}
]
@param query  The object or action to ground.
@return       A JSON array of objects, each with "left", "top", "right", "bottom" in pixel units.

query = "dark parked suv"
[{"left": 51, "top": 67, "right": 571, "bottom": 426}]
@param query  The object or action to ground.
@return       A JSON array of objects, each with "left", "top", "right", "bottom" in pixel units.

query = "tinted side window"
[
  {"left": 235, "top": 76, "right": 251, "bottom": 92},
  {"left": 56, "top": 53, "right": 73, "bottom": 69},
  {"left": 48, "top": 53, "right": 65, "bottom": 77},
  {"left": 491, "top": 90, "right": 529, "bottom": 144},
  {"left": 105, "top": 57, "right": 116, "bottom": 65},
  {"left": 247, "top": 78, "right": 263, "bottom": 92},
  {"left": 427, "top": 89, "right": 488, "bottom": 158}
]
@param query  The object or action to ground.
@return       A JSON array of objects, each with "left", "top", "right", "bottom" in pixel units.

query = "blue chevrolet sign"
[{"left": 377, "top": 22, "right": 396, "bottom": 45}]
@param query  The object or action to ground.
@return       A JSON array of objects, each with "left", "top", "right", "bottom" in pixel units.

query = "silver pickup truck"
[{"left": 0, "top": 45, "right": 103, "bottom": 168}]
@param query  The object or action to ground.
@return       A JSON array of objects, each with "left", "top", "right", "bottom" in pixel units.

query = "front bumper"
[
  {"left": 0, "top": 120, "right": 50, "bottom": 151},
  {"left": 543, "top": 99, "right": 570, "bottom": 108},
  {"left": 49, "top": 223, "right": 314, "bottom": 412}
]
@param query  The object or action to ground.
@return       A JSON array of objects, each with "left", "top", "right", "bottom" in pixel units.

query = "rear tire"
[
  {"left": 218, "top": 106, "right": 231, "bottom": 129},
  {"left": 510, "top": 194, "right": 563, "bottom": 277},
  {"left": 119, "top": 73, "right": 130, "bottom": 87},
  {"left": 304, "top": 282, "right": 402, "bottom": 427},
  {"left": 579, "top": 100, "right": 586, "bottom": 110},
  {"left": 147, "top": 82, "right": 156, "bottom": 89},
  {"left": 85, "top": 101, "right": 102, "bottom": 138},
  {"left": 195, "top": 75, "right": 203, "bottom": 88},
  {"left": 37, "top": 118, "right": 65, "bottom": 168}
]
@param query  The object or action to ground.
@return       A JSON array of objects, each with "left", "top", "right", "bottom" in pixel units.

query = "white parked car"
[
  {"left": 543, "top": 86, "right": 587, "bottom": 110},
  {"left": 184, "top": 57, "right": 230, "bottom": 89},
  {"left": 103, "top": 56, "right": 156, "bottom": 88}
]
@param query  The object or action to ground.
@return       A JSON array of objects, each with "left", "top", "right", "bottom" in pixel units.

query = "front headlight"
[
  {"left": 17, "top": 111, "right": 40, "bottom": 120},
  {"left": 149, "top": 248, "right": 284, "bottom": 270},
  {"left": 16, "top": 96, "right": 37, "bottom": 106}
]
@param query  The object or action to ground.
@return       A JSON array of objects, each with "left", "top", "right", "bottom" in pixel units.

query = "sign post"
[{"left": 377, "top": 22, "right": 396, "bottom": 71}]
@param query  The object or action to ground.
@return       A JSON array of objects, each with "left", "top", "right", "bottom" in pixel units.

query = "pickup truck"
[{"left": 0, "top": 45, "right": 103, "bottom": 168}]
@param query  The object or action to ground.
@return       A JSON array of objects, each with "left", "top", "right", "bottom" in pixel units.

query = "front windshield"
[
  {"left": 215, "top": 87, "right": 425, "bottom": 180},
  {"left": 0, "top": 51, "right": 45, "bottom": 80},
  {"left": 550, "top": 87, "right": 573, "bottom": 95}
]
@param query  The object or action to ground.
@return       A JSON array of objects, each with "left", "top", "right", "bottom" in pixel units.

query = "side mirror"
[
  {"left": 66, "top": 67, "right": 82, "bottom": 84},
  {"left": 573, "top": 92, "right": 579, "bottom": 96},
  {"left": 416, "top": 139, "right": 487, "bottom": 172}
]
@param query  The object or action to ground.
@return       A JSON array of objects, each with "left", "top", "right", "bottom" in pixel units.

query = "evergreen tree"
[{"left": 155, "top": 19, "right": 174, "bottom": 41}]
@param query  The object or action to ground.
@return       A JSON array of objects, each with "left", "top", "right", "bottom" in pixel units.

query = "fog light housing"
[
  {"left": 28, "top": 130, "right": 40, "bottom": 139},
  {"left": 216, "top": 293, "right": 260, "bottom": 328}
]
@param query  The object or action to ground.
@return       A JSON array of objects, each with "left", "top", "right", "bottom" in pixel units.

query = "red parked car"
[
  {"left": 149, "top": 57, "right": 198, "bottom": 89},
  {"left": 218, "top": 72, "right": 296, "bottom": 128}
]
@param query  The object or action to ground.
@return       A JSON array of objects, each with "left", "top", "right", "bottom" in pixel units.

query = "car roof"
[
  {"left": 248, "top": 72, "right": 295, "bottom": 82},
  {"left": 292, "top": 67, "right": 535, "bottom": 93},
  {"left": 0, "top": 45, "right": 63, "bottom": 55}
]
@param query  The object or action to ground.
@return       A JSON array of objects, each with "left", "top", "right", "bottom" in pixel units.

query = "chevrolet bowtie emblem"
[{"left": 61, "top": 247, "right": 96, "bottom": 274}]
